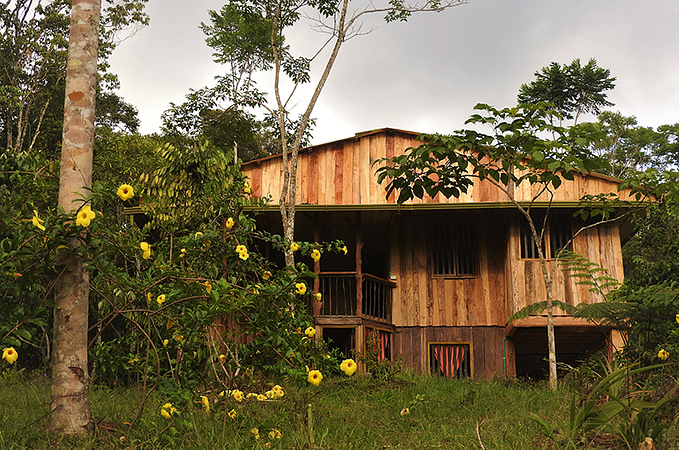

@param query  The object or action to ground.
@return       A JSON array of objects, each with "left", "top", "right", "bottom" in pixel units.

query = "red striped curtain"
[
  {"left": 366, "top": 328, "right": 390, "bottom": 360},
  {"left": 432, "top": 344, "right": 467, "bottom": 378}
]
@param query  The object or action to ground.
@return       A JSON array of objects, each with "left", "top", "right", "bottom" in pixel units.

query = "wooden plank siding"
[
  {"left": 390, "top": 212, "right": 508, "bottom": 328},
  {"left": 393, "top": 326, "right": 505, "bottom": 379},
  {"left": 241, "top": 128, "right": 629, "bottom": 207},
  {"left": 506, "top": 216, "right": 624, "bottom": 318}
]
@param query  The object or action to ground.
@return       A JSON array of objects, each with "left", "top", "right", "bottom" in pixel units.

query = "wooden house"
[{"left": 241, "top": 128, "right": 630, "bottom": 379}]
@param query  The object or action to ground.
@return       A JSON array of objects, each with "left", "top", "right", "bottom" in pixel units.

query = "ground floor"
[{"left": 315, "top": 318, "right": 619, "bottom": 380}]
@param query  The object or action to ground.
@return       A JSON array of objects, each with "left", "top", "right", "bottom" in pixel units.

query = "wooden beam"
[
  {"left": 314, "top": 316, "right": 362, "bottom": 326},
  {"left": 505, "top": 316, "right": 605, "bottom": 337}
]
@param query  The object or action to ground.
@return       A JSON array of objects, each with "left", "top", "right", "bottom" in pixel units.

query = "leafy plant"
[{"left": 531, "top": 362, "right": 679, "bottom": 449}]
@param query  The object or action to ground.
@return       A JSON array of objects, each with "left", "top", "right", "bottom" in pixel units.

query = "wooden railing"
[
  {"left": 361, "top": 274, "right": 394, "bottom": 322},
  {"left": 308, "top": 272, "right": 395, "bottom": 323}
]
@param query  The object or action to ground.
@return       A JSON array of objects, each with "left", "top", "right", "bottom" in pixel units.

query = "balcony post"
[
  {"left": 355, "top": 212, "right": 363, "bottom": 317},
  {"left": 312, "top": 215, "right": 321, "bottom": 317}
]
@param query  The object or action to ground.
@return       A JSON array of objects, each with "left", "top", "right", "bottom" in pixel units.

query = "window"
[
  {"left": 429, "top": 343, "right": 471, "bottom": 378},
  {"left": 432, "top": 222, "right": 478, "bottom": 276},
  {"left": 520, "top": 212, "right": 572, "bottom": 259},
  {"left": 365, "top": 328, "right": 391, "bottom": 360}
]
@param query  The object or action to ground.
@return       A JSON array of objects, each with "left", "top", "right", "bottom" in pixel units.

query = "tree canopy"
[{"left": 518, "top": 58, "right": 616, "bottom": 124}]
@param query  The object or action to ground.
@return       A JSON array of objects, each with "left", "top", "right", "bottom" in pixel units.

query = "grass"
[{"left": 0, "top": 369, "right": 675, "bottom": 449}]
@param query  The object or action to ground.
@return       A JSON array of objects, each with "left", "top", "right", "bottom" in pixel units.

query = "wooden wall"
[
  {"left": 506, "top": 219, "right": 624, "bottom": 317},
  {"left": 390, "top": 212, "right": 509, "bottom": 328},
  {"left": 393, "top": 326, "right": 505, "bottom": 379},
  {"left": 242, "top": 128, "right": 628, "bottom": 207}
]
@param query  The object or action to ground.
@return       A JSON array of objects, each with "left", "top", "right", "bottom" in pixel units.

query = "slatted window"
[
  {"left": 520, "top": 213, "right": 572, "bottom": 259},
  {"left": 549, "top": 212, "right": 573, "bottom": 258},
  {"left": 432, "top": 222, "right": 478, "bottom": 276},
  {"left": 429, "top": 343, "right": 471, "bottom": 379}
]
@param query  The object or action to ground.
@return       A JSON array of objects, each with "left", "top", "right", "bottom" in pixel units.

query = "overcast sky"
[{"left": 108, "top": 0, "right": 679, "bottom": 146}]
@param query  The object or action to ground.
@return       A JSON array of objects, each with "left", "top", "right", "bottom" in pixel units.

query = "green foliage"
[
  {"left": 518, "top": 58, "right": 616, "bottom": 124},
  {"left": 507, "top": 300, "right": 577, "bottom": 323},
  {"left": 590, "top": 111, "right": 677, "bottom": 179},
  {"left": 375, "top": 103, "right": 607, "bottom": 205},
  {"left": 1, "top": 136, "right": 349, "bottom": 401},
  {"left": 0, "top": 0, "right": 147, "bottom": 156},
  {"left": 356, "top": 331, "right": 403, "bottom": 383},
  {"left": 559, "top": 250, "right": 622, "bottom": 297},
  {"left": 0, "top": 150, "right": 58, "bottom": 366},
  {"left": 532, "top": 362, "right": 679, "bottom": 449},
  {"left": 623, "top": 203, "right": 679, "bottom": 286}
]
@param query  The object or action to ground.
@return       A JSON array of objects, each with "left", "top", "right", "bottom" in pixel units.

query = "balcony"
[{"left": 305, "top": 272, "right": 395, "bottom": 324}]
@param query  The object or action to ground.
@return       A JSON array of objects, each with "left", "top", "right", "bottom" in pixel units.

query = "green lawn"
[{"left": 0, "top": 369, "right": 676, "bottom": 449}]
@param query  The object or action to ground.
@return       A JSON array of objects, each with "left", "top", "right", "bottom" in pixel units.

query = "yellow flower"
[
  {"left": 117, "top": 184, "right": 134, "bottom": 201},
  {"left": 218, "top": 354, "right": 226, "bottom": 364},
  {"left": 341, "top": 245, "right": 348, "bottom": 255},
  {"left": 228, "top": 409, "right": 237, "bottom": 419},
  {"left": 311, "top": 249, "right": 321, "bottom": 262},
  {"left": 226, "top": 217, "right": 234, "bottom": 229},
  {"left": 156, "top": 294, "right": 166, "bottom": 305},
  {"left": 250, "top": 427, "right": 260, "bottom": 439},
  {"left": 307, "top": 370, "right": 323, "bottom": 386},
  {"left": 243, "top": 182, "right": 251, "bottom": 194},
  {"left": 146, "top": 292, "right": 153, "bottom": 303},
  {"left": 400, "top": 408, "right": 410, "bottom": 416},
  {"left": 140, "top": 242, "right": 151, "bottom": 260},
  {"left": 180, "top": 248, "right": 186, "bottom": 258},
  {"left": 31, "top": 210, "right": 45, "bottom": 231},
  {"left": 204, "top": 281, "right": 212, "bottom": 293},
  {"left": 160, "top": 403, "right": 177, "bottom": 419},
  {"left": 265, "top": 390, "right": 275, "bottom": 399},
  {"left": 128, "top": 357, "right": 139, "bottom": 364},
  {"left": 657, "top": 349, "right": 670, "bottom": 361},
  {"left": 272, "top": 385, "right": 284, "bottom": 398},
  {"left": 2, "top": 347, "right": 18, "bottom": 364},
  {"left": 315, "top": 292, "right": 322, "bottom": 302},
  {"left": 173, "top": 335, "right": 184, "bottom": 343},
  {"left": 245, "top": 368, "right": 253, "bottom": 377},
  {"left": 340, "top": 358, "right": 357, "bottom": 376},
  {"left": 199, "top": 395, "right": 210, "bottom": 413},
  {"left": 163, "top": 339, "right": 169, "bottom": 347},
  {"left": 232, "top": 390, "right": 244, "bottom": 402},
  {"left": 296, "top": 282, "right": 307, "bottom": 295},
  {"left": 305, "top": 326, "right": 316, "bottom": 339},
  {"left": 290, "top": 242, "right": 299, "bottom": 252},
  {"left": 268, "top": 429, "right": 282, "bottom": 439},
  {"left": 194, "top": 232, "right": 203, "bottom": 239},
  {"left": 263, "top": 270, "right": 272, "bottom": 280},
  {"left": 235, "top": 244, "right": 249, "bottom": 260},
  {"left": 246, "top": 392, "right": 257, "bottom": 399},
  {"left": 676, "top": 314, "right": 679, "bottom": 325},
  {"left": 75, "top": 205, "right": 96, "bottom": 227},
  {"left": 257, "top": 394, "right": 266, "bottom": 401}
]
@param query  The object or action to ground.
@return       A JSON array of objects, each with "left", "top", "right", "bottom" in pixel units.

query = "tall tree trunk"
[{"left": 47, "top": 0, "right": 100, "bottom": 434}]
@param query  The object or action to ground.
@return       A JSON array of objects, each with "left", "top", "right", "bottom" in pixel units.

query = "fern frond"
[
  {"left": 508, "top": 300, "right": 577, "bottom": 322},
  {"left": 508, "top": 301, "right": 549, "bottom": 322}
]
